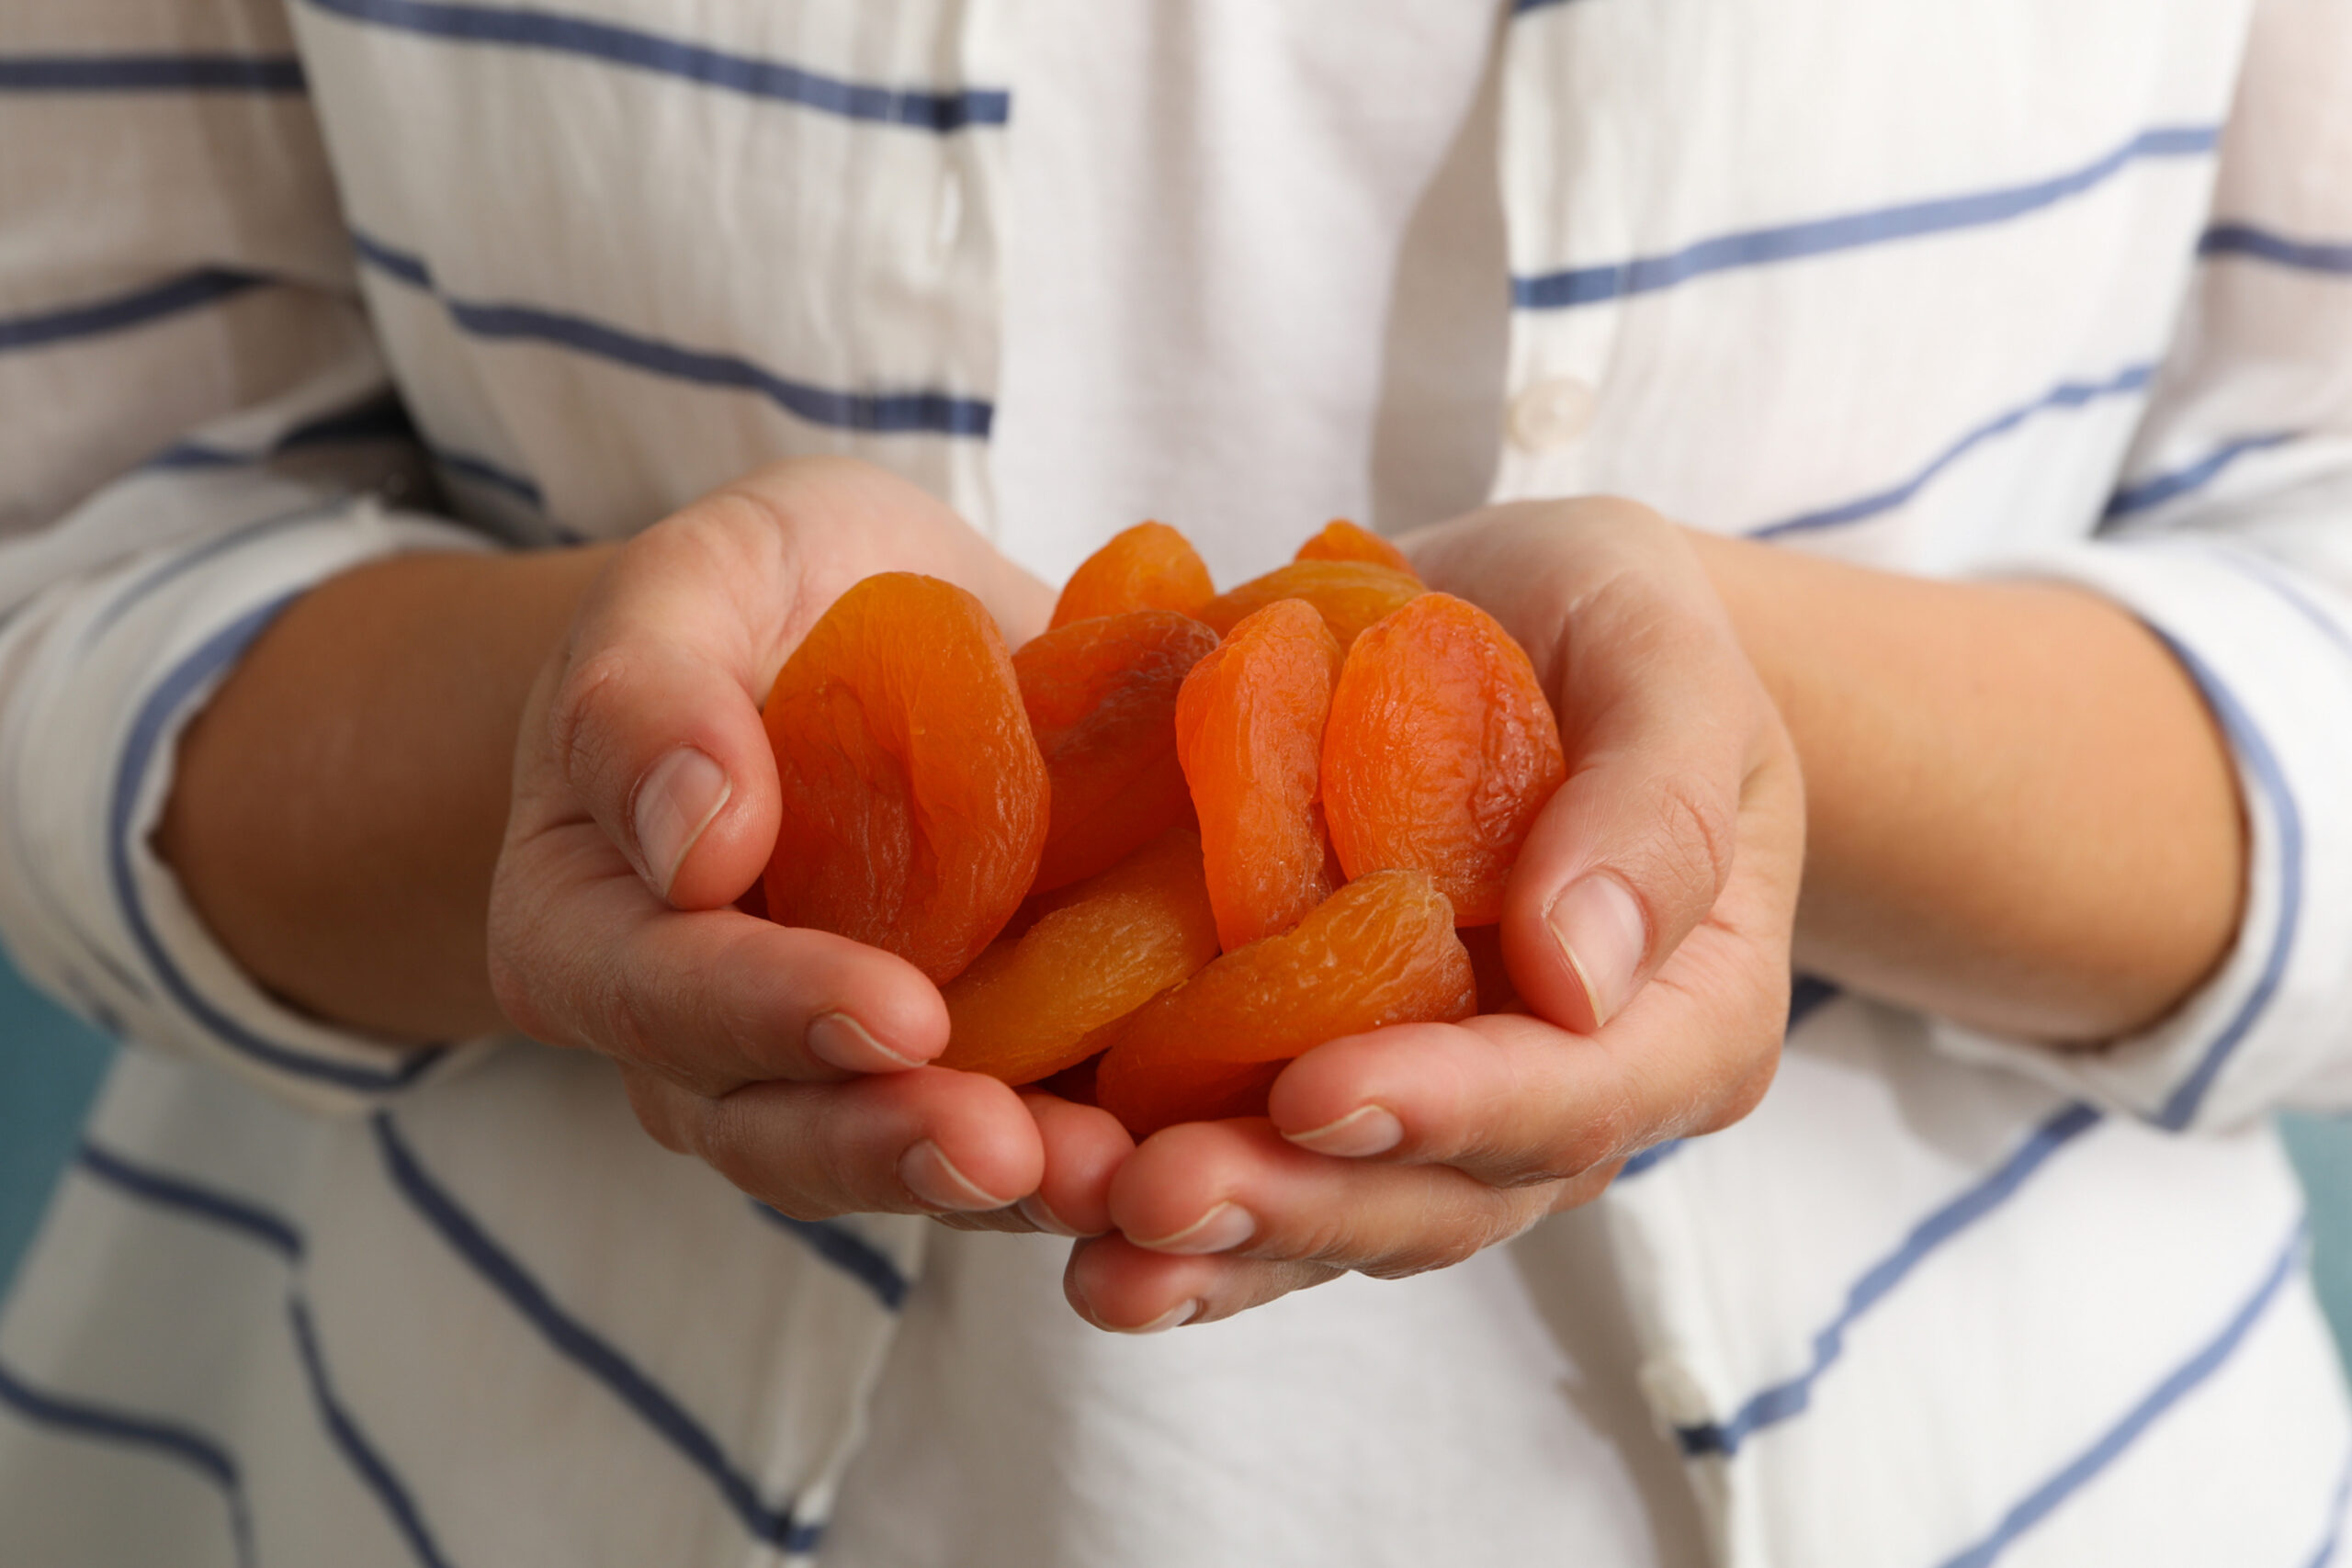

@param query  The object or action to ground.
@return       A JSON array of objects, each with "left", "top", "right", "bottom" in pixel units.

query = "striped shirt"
[{"left": 5, "top": 0, "right": 2352, "bottom": 1563}]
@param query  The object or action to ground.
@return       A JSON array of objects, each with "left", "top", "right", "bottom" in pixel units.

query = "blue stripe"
[
  {"left": 2200, "top": 223, "right": 2352, "bottom": 279},
  {"left": 107, "top": 595, "right": 452, "bottom": 1093},
  {"left": 2196, "top": 545, "right": 2352, "bottom": 670},
  {"left": 0, "top": 268, "right": 263, "bottom": 355},
  {"left": 1749, "top": 363, "right": 2153, "bottom": 539},
  {"left": 67, "top": 1138, "right": 446, "bottom": 1566},
  {"left": 287, "top": 1298, "right": 456, "bottom": 1568},
  {"left": 1514, "top": 125, "right": 2219, "bottom": 310},
  {"left": 150, "top": 392, "right": 548, "bottom": 510},
  {"left": 151, "top": 395, "right": 419, "bottom": 470},
  {"left": 372, "top": 1115, "right": 821, "bottom": 1553},
  {"left": 2144, "top": 633, "right": 2302, "bottom": 1131},
  {"left": 302, "top": 0, "right": 1008, "bottom": 130},
  {"left": 0, "top": 54, "right": 306, "bottom": 92},
  {"left": 2306, "top": 1442, "right": 2352, "bottom": 1568},
  {"left": 750, "top": 1204, "right": 910, "bottom": 1311},
  {"left": 432, "top": 447, "right": 545, "bottom": 508},
  {"left": 2103, "top": 432, "right": 2300, "bottom": 521},
  {"left": 1936, "top": 1218, "right": 2307, "bottom": 1568},
  {"left": 1509, "top": 0, "right": 1586, "bottom": 15},
  {"left": 349, "top": 228, "right": 992, "bottom": 439},
  {"left": 1616, "top": 977, "right": 1842, "bottom": 1179},
  {"left": 0, "top": 1357, "right": 252, "bottom": 1566},
  {"left": 77, "top": 1144, "right": 305, "bottom": 1260},
  {"left": 1677, "top": 1101, "right": 2103, "bottom": 1458}
]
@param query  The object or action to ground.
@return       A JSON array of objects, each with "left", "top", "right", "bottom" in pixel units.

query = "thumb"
[
  {"left": 1494, "top": 547, "right": 1766, "bottom": 1035},
  {"left": 520, "top": 501, "right": 791, "bottom": 910}
]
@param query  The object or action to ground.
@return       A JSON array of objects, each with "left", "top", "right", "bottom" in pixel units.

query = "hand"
[
  {"left": 487, "top": 458, "right": 1132, "bottom": 1231},
  {"left": 1063, "top": 498, "right": 1804, "bottom": 1331}
]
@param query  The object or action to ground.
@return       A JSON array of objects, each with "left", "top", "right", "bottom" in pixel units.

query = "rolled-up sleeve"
[
  {"left": 1930, "top": 0, "right": 2352, "bottom": 1133},
  {"left": 0, "top": 0, "right": 503, "bottom": 1113}
]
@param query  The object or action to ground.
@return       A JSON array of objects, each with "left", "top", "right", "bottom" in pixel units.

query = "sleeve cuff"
[
  {"left": 0, "top": 493, "right": 507, "bottom": 1116},
  {"left": 1925, "top": 535, "right": 2352, "bottom": 1132}
]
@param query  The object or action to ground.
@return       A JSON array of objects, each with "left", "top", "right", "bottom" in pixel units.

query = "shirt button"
[{"left": 1509, "top": 377, "right": 1598, "bottom": 453}]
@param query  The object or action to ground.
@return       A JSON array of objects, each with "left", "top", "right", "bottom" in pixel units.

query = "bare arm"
[
  {"left": 1689, "top": 529, "right": 2245, "bottom": 1043},
  {"left": 154, "top": 546, "right": 612, "bottom": 1042}
]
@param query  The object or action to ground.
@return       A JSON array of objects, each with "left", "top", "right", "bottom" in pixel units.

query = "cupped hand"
[
  {"left": 487, "top": 457, "right": 1131, "bottom": 1231},
  {"left": 1064, "top": 498, "right": 1804, "bottom": 1331}
]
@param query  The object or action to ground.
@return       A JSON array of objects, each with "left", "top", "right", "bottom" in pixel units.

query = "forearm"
[
  {"left": 1688, "top": 530, "right": 2245, "bottom": 1043},
  {"left": 155, "top": 546, "right": 613, "bottom": 1042}
]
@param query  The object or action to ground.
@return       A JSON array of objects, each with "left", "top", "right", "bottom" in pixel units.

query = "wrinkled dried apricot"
[
  {"left": 1197, "top": 560, "right": 1423, "bottom": 649},
  {"left": 1095, "top": 869, "right": 1476, "bottom": 1136},
  {"left": 762, "top": 573, "right": 1046, "bottom": 984},
  {"left": 1175, "top": 599, "right": 1344, "bottom": 952},
  {"left": 1051, "top": 522, "right": 1216, "bottom": 629},
  {"left": 1295, "top": 519, "right": 1419, "bottom": 580},
  {"left": 1322, "top": 593, "right": 1566, "bottom": 927},
  {"left": 1014, "top": 612, "right": 1219, "bottom": 893},
  {"left": 937, "top": 829, "right": 1220, "bottom": 1086}
]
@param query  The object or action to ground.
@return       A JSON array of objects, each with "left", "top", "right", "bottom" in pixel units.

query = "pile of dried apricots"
[{"left": 759, "top": 520, "right": 1566, "bottom": 1138}]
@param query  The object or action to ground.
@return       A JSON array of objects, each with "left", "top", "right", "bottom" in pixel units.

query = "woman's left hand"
[{"left": 1059, "top": 498, "right": 1805, "bottom": 1331}]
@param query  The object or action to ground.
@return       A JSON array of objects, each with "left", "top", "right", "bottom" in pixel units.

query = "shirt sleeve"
[
  {"left": 1927, "top": 0, "right": 2352, "bottom": 1134},
  {"left": 0, "top": 0, "right": 508, "bottom": 1115}
]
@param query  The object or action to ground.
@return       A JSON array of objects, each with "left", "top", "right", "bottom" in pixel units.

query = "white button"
[{"left": 1509, "top": 377, "right": 1598, "bottom": 453}]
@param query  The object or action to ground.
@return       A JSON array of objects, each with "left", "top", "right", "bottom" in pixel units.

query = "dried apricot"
[
  {"left": 937, "top": 829, "right": 1220, "bottom": 1086},
  {"left": 1095, "top": 869, "right": 1476, "bottom": 1136},
  {"left": 1175, "top": 599, "right": 1344, "bottom": 952},
  {"left": 1197, "top": 560, "right": 1422, "bottom": 649},
  {"left": 1015, "top": 612, "right": 1219, "bottom": 893},
  {"left": 1295, "top": 519, "right": 1419, "bottom": 580},
  {"left": 1051, "top": 522, "right": 1216, "bottom": 629},
  {"left": 1322, "top": 593, "right": 1566, "bottom": 927},
  {"left": 761, "top": 572, "right": 1046, "bottom": 984}
]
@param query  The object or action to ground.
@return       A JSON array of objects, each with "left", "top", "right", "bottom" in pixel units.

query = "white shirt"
[
  {"left": 828, "top": 9, "right": 1683, "bottom": 1564},
  {"left": 4, "top": 2, "right": 2352, "bottom": 1565}
]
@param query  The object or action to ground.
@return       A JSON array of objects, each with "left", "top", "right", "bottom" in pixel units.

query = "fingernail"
[
  {"left": 1016, "top": 1194, "right": 1085, "bottom": 1238},
  {"left": 1547, "top": 873, "right": 1647, "bottom": 1029},
  {"left": 633, "top": 747, "right": 731, "bottom": 898},
  {"left": 806, "top": 1011, "right": 923, "bottom": 1073},
  {"left": 1119, "top": 1300, "right": 1202, "bottom": 1335},
  {"left": 1284, "top": 1105, "right": 1404, "bottom": 1158},
  {"left": 899, "top": 1140, "right": 1012, "bottom": 1213},
  {"left": 1135, "top": 1201, "right": 1255, "bottom": 1255}
]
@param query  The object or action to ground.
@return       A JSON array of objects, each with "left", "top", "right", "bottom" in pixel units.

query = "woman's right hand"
[{"left": 486, "top": 457, "right": 1131, "bottom": 1233}]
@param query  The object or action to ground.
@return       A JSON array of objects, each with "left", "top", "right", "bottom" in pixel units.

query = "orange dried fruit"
[
  {"left": 1322, "top": 593, "right": 1566, "bottom": 928},
  {"left": 1095, "top": 869, "right": 1476, "bottom": 1137},
  {"left": 1014, "top": 611, "right": 1220, "bottom": 893},
  {"left": 1294, "top": 519, "right": 1419, "bottom": 581},
  {"left": 1174, "top": 599, "right": 1344, "bottom": 952},
  {"left": 1051, "top": 522, "right": 1216, "bottom": 629},
  {"left": 1197, "top": 560, "right": 1423, "bottom": 649},
  {"left": 937, "top": 829, "right": 1221, "bottom": 1086},
  {"left": 761, "top": 572, "right": 1046, "bottom": 985}
]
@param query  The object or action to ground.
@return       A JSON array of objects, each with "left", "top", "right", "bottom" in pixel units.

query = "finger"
[
  {"left": 522, "top": 497, "right": 793, "bottom": 911},
  {"left": 623, "top": 1063, "right": 1044, "bottom": 1219},
  {"left": 489, "top": 821, "right": 947, "bottom": 1093},
  {"left": 1063, "top": 1232, "right": 1339, "bottom": 1333},
  {"left": 915, "top": 1093, "right": 1136, "bottom": 1235},
  {"left": 522, "top": 461, "right": 1054, "bottom": 911},
  {"left": 1103, "top": 1119, "right": 1586, "bottom": 1280},
  {"left": 1266, "top": 960, "right": 1781, "bottom": 1190},
  {"left": 1409, "top": 502, "right": 1768, "bottom": 1033},
  {"left": 1016, "top": 1092, "right": 1135, "bottom": 1237}
]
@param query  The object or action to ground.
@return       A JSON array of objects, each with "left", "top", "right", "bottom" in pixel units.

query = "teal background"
[{"left": 6, "top": 949, "right": 2352, "bottom": 1359}]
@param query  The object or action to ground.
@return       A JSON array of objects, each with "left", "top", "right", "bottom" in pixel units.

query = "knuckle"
[
  {"left": 1646, "top": 772, "right": 1738, "bottom": 916},
  {"left": 548, "top": 649, "right": 636, "bottom": 801}
]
